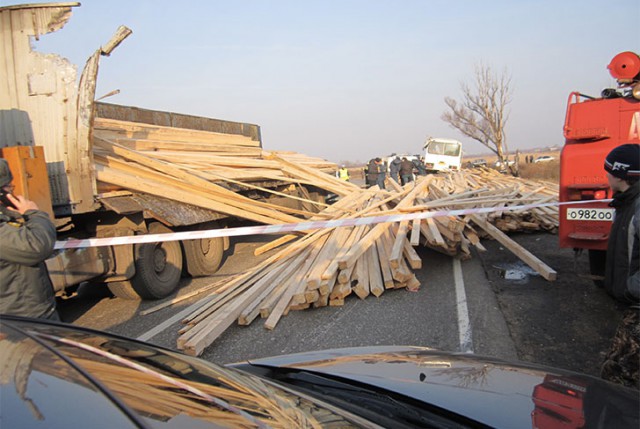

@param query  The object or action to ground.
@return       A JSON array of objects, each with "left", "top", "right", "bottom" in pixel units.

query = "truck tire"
[
  {"left": 182, "top": 236, "right": 224, "bottom": 277},
  {"left": 589, "top": 249, "right": 606, "bottom": 288},
  {"left": 131, "top": 222, "right": 183, "bottom": 299},
  {"left": 109, "top": 222, "right": 183, "bottom": 300},
  {"left": 107, "top": 280, "right": 141, "bottom": 300}
]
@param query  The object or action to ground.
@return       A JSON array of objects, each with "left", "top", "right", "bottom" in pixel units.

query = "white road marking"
[{"left": 453, "top": 258, "right": 474, "bottom": 353}]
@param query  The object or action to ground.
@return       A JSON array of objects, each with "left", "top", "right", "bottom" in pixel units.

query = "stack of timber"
[
  {"left": 172, "top": 169, "right": 560, "bottom": 356},
  {"left": 91, "top": 117, "right": 357, "bottom": 225}
]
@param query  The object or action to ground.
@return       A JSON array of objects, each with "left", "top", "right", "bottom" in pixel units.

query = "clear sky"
[{"left": 4, "top": 0, "right": 638, "bottom": 163}]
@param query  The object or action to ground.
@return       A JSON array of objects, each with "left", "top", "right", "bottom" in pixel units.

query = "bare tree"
[{"left": 442, "top": 63, "right": 513, "bottom": 171}]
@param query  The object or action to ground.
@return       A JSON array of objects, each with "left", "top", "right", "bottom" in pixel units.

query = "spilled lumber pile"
[
  {"left": 401, "top": 166, "right": 559, "bottom": 257},
  {"left": 91, "top": 117, "right": 357, "bottom": 225},
  {"left": 92, "top": 117, "right": 561, "bottom": 357},
  {"left": 173, "top": 169, "right": 560, "bottom": 356}
]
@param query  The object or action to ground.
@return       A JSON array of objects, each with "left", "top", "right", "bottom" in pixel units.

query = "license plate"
[{"left": 566, "top": 208, "right": 614, "bottom": 222}]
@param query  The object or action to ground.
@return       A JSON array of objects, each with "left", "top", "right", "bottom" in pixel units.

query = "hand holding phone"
[
  {"left": 1, "top": 192, "right": 39, "bottom": 214},
  {"left": 0, "top": 189, "right": 14, "bottom": 208}
]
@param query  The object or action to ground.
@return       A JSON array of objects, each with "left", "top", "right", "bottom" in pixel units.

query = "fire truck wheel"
[
  {"left": 588, "top": 249, "right": 606, "bottom": 288},
  {"left": 130, "top": 222, "right": 183, "bottom": 300}
]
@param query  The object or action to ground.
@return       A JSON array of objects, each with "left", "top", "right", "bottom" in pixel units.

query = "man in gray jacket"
[{"left": 0, "top": 158, "right": 59, "bottom": 320}]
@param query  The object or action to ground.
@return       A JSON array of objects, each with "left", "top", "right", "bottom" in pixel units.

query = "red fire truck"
[{"left": 559, "top": 51, "right": 640, "bottom": 281}]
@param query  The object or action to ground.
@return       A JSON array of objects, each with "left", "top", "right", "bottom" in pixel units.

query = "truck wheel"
[
  {"left": 108, "top": 223, "right": 183, "bottom": 300},
  {"left": 129, "top": 222, "right": 183, "bottom": 299},
  {"left": 182, "top": 236, "right": 224, "bottom": 277},
  {"left": 107, "top": 280, "right": 141, "bottom": 300},
  {"left": 588, "top": 249, "right": 606, "bottom": 288}
]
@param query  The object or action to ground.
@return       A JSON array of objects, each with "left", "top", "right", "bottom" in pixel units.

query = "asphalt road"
[{"left": 57, "top": 229, "right": 622, "bottom": 378}]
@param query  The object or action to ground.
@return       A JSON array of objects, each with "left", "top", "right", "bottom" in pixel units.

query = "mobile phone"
[{"left": 0, "top": 190, "right": 15, "bottom": 208}]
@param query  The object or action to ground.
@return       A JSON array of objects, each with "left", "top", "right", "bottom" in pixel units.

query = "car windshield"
[{"left": 4, "top": 321, "right": 367, "bottom": 429}]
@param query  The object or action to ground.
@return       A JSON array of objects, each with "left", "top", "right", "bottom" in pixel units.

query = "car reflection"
[{"left": 1, "top": 324, "right": 362, "bottom": 428}]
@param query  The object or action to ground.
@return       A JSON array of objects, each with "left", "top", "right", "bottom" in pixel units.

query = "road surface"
[{"left": 57, "top": 230, "right": 621, "bottom": 377}]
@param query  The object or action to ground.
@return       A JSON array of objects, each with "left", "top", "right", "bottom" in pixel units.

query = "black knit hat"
[
  {"left": 604, "top": 144, "right": 640, "bottom": 180},
  {"left": 0, "top": 159, "right": 13, "bottom": 188}
]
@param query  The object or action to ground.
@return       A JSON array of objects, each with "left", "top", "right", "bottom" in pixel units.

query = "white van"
[{"left": 423, "top": 137, "right": 462, "bottom": 172}]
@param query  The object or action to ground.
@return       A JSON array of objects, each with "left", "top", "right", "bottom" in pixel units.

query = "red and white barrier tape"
[{"left": 54, "top": 199, "right": 612, "bottom": 250}]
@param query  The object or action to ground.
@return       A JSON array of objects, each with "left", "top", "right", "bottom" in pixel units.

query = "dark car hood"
[
  {"left": 0, "top": 317, "right": 379, "bottom": 429},
  {"left": 237, "top": 345, "right": 639, "bottom": 428}
]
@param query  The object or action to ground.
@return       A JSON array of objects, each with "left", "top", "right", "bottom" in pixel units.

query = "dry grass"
[
  {"left": 464, "top": 150, "right": 560, "bottom": 183},
  {"left": 518, "top": 159, "right": 560, "bottom": 183}
]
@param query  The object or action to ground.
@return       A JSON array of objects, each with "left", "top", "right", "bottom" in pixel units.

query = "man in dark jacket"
[
  {"left": 413, "top": 157, "right": 427, "bottom": 176},
  {"left": 366, "top": 158, "right": 378, "bottom": 188},
  {"left": 376, "top": 158, "right": 387, "bottom": 190},
  {"left": 399, "top": 157, "right": 414, "bottom": 185},
  {"left": 389, "top": 156, "right": 401, "bottom": 183},
  {"left": 0, "top": 158, "right": 59, "bottom": 320},
  {"left": 599, "top": 143, "right": 639, "bottom": 389},
  {"left": 602, "top": 144, "right": 640, "bottom": 302}
]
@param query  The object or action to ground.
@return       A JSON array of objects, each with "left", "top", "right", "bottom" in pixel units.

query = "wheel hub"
[
  {"left": 153, "top": 246, "right": 167, "bottom": 272},
  {"left": 199, "top": 238, "right": 211, "bottom": 255}
]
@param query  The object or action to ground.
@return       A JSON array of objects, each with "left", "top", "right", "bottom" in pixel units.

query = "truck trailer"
[{"left": 0, "top": 3, "right": 332, "bottom": 300}]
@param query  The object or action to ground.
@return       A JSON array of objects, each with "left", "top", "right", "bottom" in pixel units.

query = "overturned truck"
[{"left": 0, "top": 3, "right": 335, "bottom": 300}]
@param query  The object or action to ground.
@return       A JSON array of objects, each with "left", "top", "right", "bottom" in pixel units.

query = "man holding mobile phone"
[{"left": 0, "top": 158, "right": 59, "bottom": 320}]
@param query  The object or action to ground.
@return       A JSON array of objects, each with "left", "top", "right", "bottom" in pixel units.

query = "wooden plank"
[
  {"left": 352, "top": 255, "right": 370, "bottom": 300},
  {"left": 337, "top": 176, "right": 433, "bottom": 270},
  {"left": 93, "top": 117, "right": 260, "bottom": 147},
  {"left": 318, "top": 269, "right": 338, "bottom": 296},
  {"left": 389, "top": 220, "right": 409, "bottom": 269},
  {"left": 305, "top": 227, "right": 350, "bottom": 289},
  {"left": 266, "top": 152, "right": 357, "bottom": 197},
  {"left": 177, "top": 278, "right": 271, "bottom": 355},
  {"left": 424, "top": 217, "right": 446, "bottom": 246},
  {"left": 470, "top": 214, "right": 557, "bottom": 281},
  {"left": 314, "top": 293, "right": 329, "bottom": 308},
  {"left": 402, "top": 239, "right": 422, "bottom": 269},
  {"left": 391, "top": 251, "right": 413, "bottom": 283},
  {"left": 368, "top": 242, "right": 385, "bottom": 297},
  {"left": 405, "top": 274, "right": 421, "bottom": 292},
  {"left": 263, "top": 275, "right": 309, "bottom": 330},
  {"left": 323, "top": 224, "right": 369, "bottom": 282},
  {"left": 329, "top": 281, "right": 352, "bottom": 300},
  {"left": 410, "top": 218, "right": 421, "bottom": 245},
  {"left": 93, "top": 144, "right": 304, "bottom": 225},
  {"left": 140, "top": 277, "right": 229, "bottom": 316},
  {"left": 376, "top": 230, "right": 396, "bottom": 289},
  {"left": 95, "top": 163, "right": 292, "bottom": 225}
]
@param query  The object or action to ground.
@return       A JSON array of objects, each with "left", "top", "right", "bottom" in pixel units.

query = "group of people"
[
  {"left": 0, "top": 143, "right": 638, "bottom": 388},
  {"left": 364, "top": 156, "right": 428, "bottom": 189}
]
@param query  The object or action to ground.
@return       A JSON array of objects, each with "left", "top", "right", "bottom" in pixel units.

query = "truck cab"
[{"left": 559, "top": 51, "right": 640, "bottom": 281}]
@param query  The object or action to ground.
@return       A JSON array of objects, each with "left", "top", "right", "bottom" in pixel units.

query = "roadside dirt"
[{"left": 476, "top": 231, "right": 623, "bottom": 377}]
